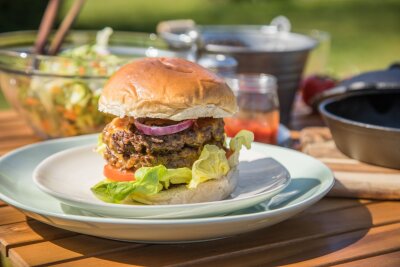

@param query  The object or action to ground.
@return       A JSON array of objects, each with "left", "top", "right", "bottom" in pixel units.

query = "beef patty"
[{"left": 102, "top": 117, "right": 225, "bottom": 170}]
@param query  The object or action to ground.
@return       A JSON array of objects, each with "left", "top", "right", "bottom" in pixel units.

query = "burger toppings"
[
  {"left": 92, "top": 128, "right": 254, "bottom": 204},
  {"left": 133, "top": 119, "right": 195, "bottom": 136},
  {"left": 102, "top": 117, "right": 226, "bottom": 170}
]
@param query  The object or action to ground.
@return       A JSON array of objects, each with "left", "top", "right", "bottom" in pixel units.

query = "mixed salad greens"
[
  {"left": 20, "top": 28, "right": 126, "bottom": 137},
  {"left": 91, "top": 130, "right": 254, "bottom": 204}
]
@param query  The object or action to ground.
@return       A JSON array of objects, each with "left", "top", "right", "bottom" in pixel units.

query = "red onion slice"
[{"left": 134, "top": 119, "right": 194, "bottom": 136}]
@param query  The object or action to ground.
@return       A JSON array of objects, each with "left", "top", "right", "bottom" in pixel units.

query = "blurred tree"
[
  {"left": 0, "top": 0, "right": 48, "bottom": 32},
  {"left": 0, "top": 0, "right": 399, "bottom": 76},
  {"left": 59, "top": 0, "right": 399, "bottom": 76}
]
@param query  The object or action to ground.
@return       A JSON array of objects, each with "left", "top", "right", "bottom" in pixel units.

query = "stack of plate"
[{"left": 0, "top": 134, "right": 334, "bottom": 243}]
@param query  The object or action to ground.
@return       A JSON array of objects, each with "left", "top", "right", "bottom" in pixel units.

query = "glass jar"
[{"left": 224, "top": 74, "right": 280, "bottom": 144}]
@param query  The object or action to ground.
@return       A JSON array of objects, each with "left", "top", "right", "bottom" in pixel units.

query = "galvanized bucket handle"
[{"left": 269, "top": 16, "right": 291, "bottom": 33}]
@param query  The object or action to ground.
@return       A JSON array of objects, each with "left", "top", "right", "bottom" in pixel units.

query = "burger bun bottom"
[{"left": 124, "top": 167, "right": 238, "bottom": 205}]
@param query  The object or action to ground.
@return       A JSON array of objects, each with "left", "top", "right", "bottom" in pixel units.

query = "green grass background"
[
  {"left": 64, "top": 0, "right": 400, "bottom": 76},
  {"left": 0, "top": 0, "right": 399, "bottom": 109}
]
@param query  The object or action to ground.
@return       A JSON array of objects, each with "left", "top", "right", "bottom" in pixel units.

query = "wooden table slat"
[
  {"left": 0, "top": 198, "right": 365, "bottom": 261},
  {"left": 0, "top": 220, "right": 77, "bottom": 256},
  {"left": 0, "top": 129, "right": 37, "bottom": 140},
  {"left": 8, "top": 235, "right": 145, "bottom": 267},
  {"left": 300, "top": 198, "right": 374, "bottom": 215},
  {"left": 206, "top": 222, "right": 400, "bottom": 267},
  {"left": 0, "top": 206, "right": 28, "bottom": 226},
  {"left": 0, "top": 110, "right": 39, "bottom": 155},
  {"left": 332, "top": 249, "right": 400, "bottom": 267},
  {"left": 13, "top": 201, "right": 400, "bottom": 267},
  {"left": 51, "top": 222, "right": 400, "bottom": 267},
  {"left": 0, "top": 140, "right": 40, "bottom": 155},
  {"left": 0, "top": 137, "right": 39, "bottom": 149},
  {"left": 0, "top": 120, "right": 34, "bottom": 131},
  {"left": 320, "top": 159, "right": 400, "bottom": 174},
  {"left": 0, "top": 110, "right": 20, "bottom": 121}
]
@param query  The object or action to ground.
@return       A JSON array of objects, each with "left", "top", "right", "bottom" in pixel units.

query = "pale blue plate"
[
  {"left": 33, "top": 144, "right": 291, "bottom": 219},
  {"left": 0, "top": 134, "right": 334, "bottom": 243}
]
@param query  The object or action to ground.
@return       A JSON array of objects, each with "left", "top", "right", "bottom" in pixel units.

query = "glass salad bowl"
[{"left": 0, "top": 29, "right": 192, "bottom": 138}]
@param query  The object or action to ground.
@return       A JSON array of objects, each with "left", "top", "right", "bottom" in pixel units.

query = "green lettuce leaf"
[
  {"left": 91, "top": 165, "right": 165, "bottom": 203},
  {"left": 91, "top": 180, "right": 135, "bottom": 203},
  {"left": 188, "top": 130, "right": 253, "bottom": 189},
  {"left": 129, "top": 165, "right": 165, "bottom": 195},
  {"left": 228, "top": 130, "right": 254, "bottom": 167},
  {"left": 161, "top": 167, "right": 192, "bottom": 189},
  {"left": 189, "top": 144, "right": 230, "bottom": 189}
]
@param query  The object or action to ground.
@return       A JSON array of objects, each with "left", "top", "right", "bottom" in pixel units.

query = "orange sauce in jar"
[{"left": 224, "top": 109, "right": 279, "bottom": 144}]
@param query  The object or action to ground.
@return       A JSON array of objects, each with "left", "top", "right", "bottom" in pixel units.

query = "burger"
[{"left": 92, "top": 57, "right": 253, "bottom": 205}]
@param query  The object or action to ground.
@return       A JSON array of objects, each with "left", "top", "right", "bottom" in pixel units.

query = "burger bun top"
[{"left": 98, "top": 57, "right": 238, "bottom": 120}]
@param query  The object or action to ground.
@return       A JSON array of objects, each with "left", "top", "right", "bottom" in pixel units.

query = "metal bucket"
[
  {"left": 197, "top": 25, "right": 317, "bottom": 125},
  {"left": 158, "top": 20, "right": 317, "bottom": 126}
]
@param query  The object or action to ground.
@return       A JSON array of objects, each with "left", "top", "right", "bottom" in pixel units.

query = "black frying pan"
[{"left": 319, "top": 86, "right": 400, "bottom": 169}]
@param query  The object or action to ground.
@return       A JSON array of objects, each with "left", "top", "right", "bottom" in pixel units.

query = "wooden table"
[{"left": 1, "top": 109, "right": 400, "bottom": 267}]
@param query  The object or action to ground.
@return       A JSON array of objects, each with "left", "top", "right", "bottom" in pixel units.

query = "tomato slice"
[{"left": 103, "top": 165, "right": 135, "bottom": 182}]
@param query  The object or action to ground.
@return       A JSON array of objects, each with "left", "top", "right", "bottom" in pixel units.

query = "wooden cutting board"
[{"left": 300, "top": 127, "right": 400, "bottom": 200}]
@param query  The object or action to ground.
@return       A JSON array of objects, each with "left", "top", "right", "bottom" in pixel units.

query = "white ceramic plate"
[
  {"left": 0, "top": 134, "right": 334, "bottom": 243},
  {"left": 33, "top": 145, "right": 291, "bottom": 219}
]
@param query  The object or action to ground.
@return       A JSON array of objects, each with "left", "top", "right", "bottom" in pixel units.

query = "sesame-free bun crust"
[
  {"left": 99, "top": 57, "right": 237, "bottom": 120},
  {"left": 123, "top": 167, "right": 238, "bottom": 205}
]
